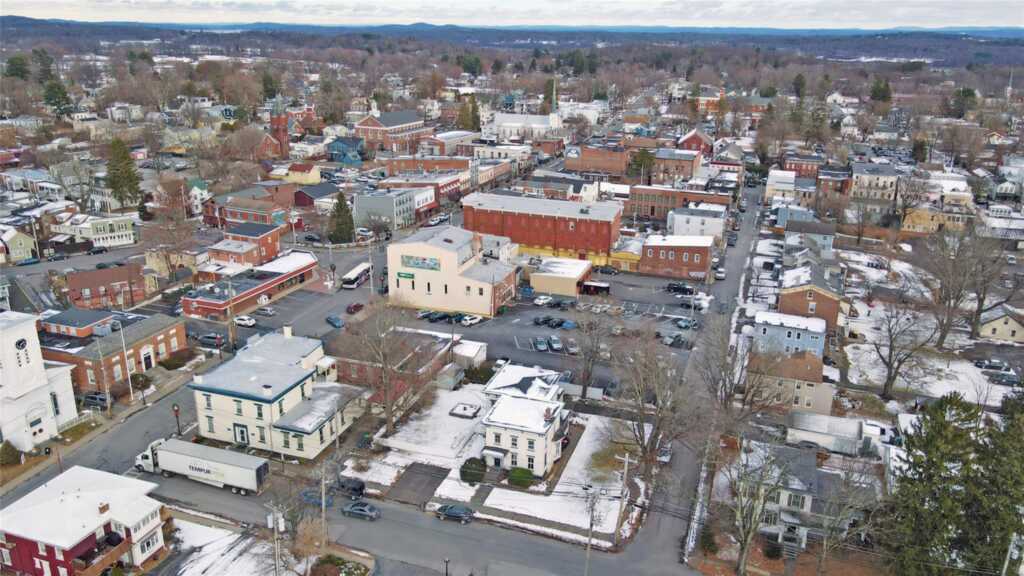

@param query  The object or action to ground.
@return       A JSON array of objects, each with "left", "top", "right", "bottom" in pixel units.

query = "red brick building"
[
  {"left": 533, "top": 139, "right": 565, "bottom": 159},
  {"left": 461, "top": 192, "right": 622, "bottom": 262},
  {"left": 59, "top": 264, "right": 148, "bottom": 310},
  {"left": 652, "top": 148, "right": 701, "bottom": 184},
  {"left": 626, "top": 185, "right": 732, "bottom": 221},
  {"left": 354, "top": 110, "right": 434, "bottom": 154},
  {"left": 816, "top": 164, "right": 853, "bottom": 197},
  {"left": 639, "top": 235, "right": 714, "bottom": 279},
  {"left": 204, "top": 194, "right": 289, "bottom": 229},
  {"left": 677, "top": 128, "right": 714, "bottom": 156},
  {"left": 565, "top": 145, "right": 630, "bottom": 177},
  {"left": 380, "top": 172, "right": 464, "bottom": 204},
  {"left": 224, "top": 222, "right": 282, "bottom": 263},
  {"left": 40, "top": 308, "right": 116, "bottom": 339},
  {"left": 40, "top": 313, "right": 187, "bottom": 396},
  {"left": 783, "top": 152, "right": 827, "bottom": 179},
  {"left": 383, "top": 156, "right": 474, "bottom": 176}
]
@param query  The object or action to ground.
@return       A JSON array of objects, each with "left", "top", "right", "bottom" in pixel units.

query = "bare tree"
[
  {"left": 180, "top": 102, "right": 205, "bottom": 129},
  {"left": 848, "top": 198, "right": 872, "bottom": 245},
  {"left": 49, "top": 158, "right": 96, "bottom": 212},
  {"left": 696, "top": 316, "right": 776, "bottom": 431},
  {"left": 718, "top": 437, "right": 793, "bottom": 576},
  {"left": 966, "top": 234, "right": 1019, "bottom": 338},
  {"left": 143, "top": 178, "right": 198, "bottom": 281},
  {"left": 812, "top": 458, "right": 881, "bottom": 575},
  {"left": 893, "top": 177, "right": 929, "bottom": 229},
  {"left": 226, "top": 126, "right": 267, "bottom": 162},
  {"left": 870, "top": 298, "right": 936, "bottom": 399},
  {"left": 918, "top": 227, "right": 973, "bottom": 348},
  {"left": 571, "top": 312, "right": 610, "bottom": 402}
]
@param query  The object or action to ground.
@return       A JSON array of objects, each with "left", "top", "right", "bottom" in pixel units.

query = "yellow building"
[
  {"left": 608, "top": 236, "right": 643, "bottom": 272},
  {"left": 901, "top": 204, "right": 974, "bottom": 234},
  {"left": 284, "top": 163, "right": 322, "bottom": 185},
  {"left": 979, "top": 305, "right": 1024, "bottom": 343}
]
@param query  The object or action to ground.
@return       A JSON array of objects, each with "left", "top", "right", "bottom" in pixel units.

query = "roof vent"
[
  {"left": 98, "top": 502, "right": 109, "bottom": 514},
  {"left": 262, "top": 383, "right": 273, "bottom": 397}
]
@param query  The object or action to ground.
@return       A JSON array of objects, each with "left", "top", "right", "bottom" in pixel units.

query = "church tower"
[{"left": 269, "top": 97, "right": 290, "bottom": 159}]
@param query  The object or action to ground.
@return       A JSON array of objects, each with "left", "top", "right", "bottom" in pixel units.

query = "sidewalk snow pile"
[
  {"left": 343, "top": 451, "right": 415, "bottom": 489},
  {"left": 174, "top": 520, "right": 313, "bottom": 576},
  {"left": 483, "top": 415, "right": 622, "bottom": 536},
  {"left": 475, "top": 513, "right": 615, "bottom": 549},
  {"left": 435, "top": 468, "right": 478, "bottom": 502},
  {"left": 376, "top": 384, "right": 488, "bottom": 468}
]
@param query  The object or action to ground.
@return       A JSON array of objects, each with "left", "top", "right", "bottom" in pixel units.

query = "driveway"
[{"left": 388, "top": 463, "right": 450, "bottom": 507}]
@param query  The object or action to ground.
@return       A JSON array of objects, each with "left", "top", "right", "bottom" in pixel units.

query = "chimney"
[
  {"left": 262, "top": 383, "right": 273, "bottom": 397},
  {"left": 98, "top": 502, "right": 109, "bottom": 514},
  {"left": 282, "top": 325, "right": 293, "bottom": 338}
]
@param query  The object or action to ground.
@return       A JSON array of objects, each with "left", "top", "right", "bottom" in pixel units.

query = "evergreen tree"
[
  {"left": 870, "top": 77, "right": 892, "bottom": 102},
  {"left": 542, "top": 78, "right": 557, "bottom": 114},
  {"left": 881, "top": 394, "right": 981, "bottom": 576},
  {"left": 491, "top": 58, "right": 504, "bottom": 74},
  {"left": 628, "top": 149, "right": 656, "bottom": 184},
  {"left": 950, "top": 87, "right": 977, "bottom": 119},
  {"left": 3, "top": 54, "right": 30, "bottom": 80},
  {"left": 328, "top": 194, "right": 355, "bottom": 244},
  {"left": 43, "top": 80, "right": 73, "bottom": 119},
  {"left": 261, "top": 69, "right": 279, "bottom": 100},
  {"left": 106, "top": 138, "right": 142, "bottom": 209},
  {"left": 792, "top": 73, "right": 806, "bottom": 99},
  {"left": 912, "top": 139, "right": 929, "bottom": 163},
  {"left": 469, "top": 95, "right": 480, "bottom": 131},
  {"left": 32, "top": 48, "right": 54, "bottom": 84}
]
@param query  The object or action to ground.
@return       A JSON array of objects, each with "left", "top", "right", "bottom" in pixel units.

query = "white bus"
[{"left": 341, "top": 262, "right": 372, "bottom": 289}]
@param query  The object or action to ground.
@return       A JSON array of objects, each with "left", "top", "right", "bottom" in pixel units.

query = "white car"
[
  {"left": 715, "top": 268, "right": 727, "bottom": 280},
  {"left": 461, "top": 314, "right": 483, "bottom": 326},
  {"left": 533, "top": 295, "right": 553, "bottom": 306},
  {"left": 233, "top": 315, "right": 256, "bottom": 327},
  {"left": 356, "top": 228, "right": 374, "bottom": 238}
]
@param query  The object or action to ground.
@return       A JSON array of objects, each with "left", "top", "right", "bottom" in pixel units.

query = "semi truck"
[{"left": 135, "top": 438, "right": 269, "bottom": 496}]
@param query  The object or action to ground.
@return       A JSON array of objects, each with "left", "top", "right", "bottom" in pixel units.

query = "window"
[
  {"left": 0, "top": 549, "right": 11, "bottom": 566},
  {"left": 493, "top": 432, "right": 502, "bottom": 445},
  {"left": 647, "top": 248, "right": 653, "bottom": 257},
  {"left": 808, "top": 302, "right": 816, "bottom": 314},
  {"left": 295, "top": 435, "right": 304, "bottom": 451},
  {"left": 113, "top": 364, "right": 123, "bottom": 381},
  {"left": 796, "top": 332, "right": 802, "bottom": 340},
  {"left": 787, "top": 493, "right": 805, "bottom": 509},
  {"left": 992, "top": 328, "right": 997, "bottom": 335},
  {"left": 427, "top": 282, "right": 431, "bottom": 294},
  {"left": 301, "top": 383, "right": 307, "bottom": 400},
  {"left": 203, "top": 394, "right": 212, "bottom": 410},
  {"left": 694, "top": 254, "right": 700, "bottom": 263},
  {"left": 257, "top": 426, "right": 266, "bottom": 443},
  {"left": 465, "top": 286, "right": 471, "bottom": 295},
  {"left": 479, "top": 287, "right": 484, "bottom": 296},
  {"left": 278, "top": 400, "right": 285, "bottom": 417},
  {"left": 170, "top": 337, "right": 179, "bottom": 352},
  {"left": 139, "top": 532, "right": 159, "bottom": 555},
  {"left": 411, "top": 280, "right": 416, "bottom": 291},
  {"left": 50, "top": 392, "right": 60, "bottom": 416},
  {"left": 127, "top": 356, "right": 136, "bottom": 374},
  {"left": 786, "top": 330, "right": 793, "bottom": 339},
  {"left": 511, "top": 453, "right": 518, "bottom": 467},
  {"left": 444, "top": 284, "right": 448, "bottom": 295},
  {"left": 806, "top": 398, "right": 813, "bottom": 407},
  {"left": 318, "top": 427, "right": 325, "bottom": 444},
  {"left": 682, "top": 252, "right": 689, "bottom": 262},
  {"left": 761, "top": 327, "right": 767, "bottom": 335},
  {"left": 1014, "top": 330, "right": 1018, "bottom": 337},
  {"left": 768, "top": 490, "right": 780, "bottom": 504},
  {"left": 527, "top": 456, "right": 535, "bottom": 470},
  {"left": 659, "top": 249, "right": 666, "bottom": 259},
  {"left": 793, "top": 395, "right": 801, "bottom": 405},
  {"left": 527, "top": 439, "right": 535, "bottom": 452},
  {"left": 668, "top": 251, "right": 675, "bottom": 260},
  {"left": 38, "top": 541, "right": 46, "bottom": 554},
  {"left": 255, "top": 404, "right": 264, "bottom": 420},
  {"left": 206, "top": 416, "right": 214, "bottom": 433},
  {"left": 763, "top": 511, "right": 779, "bottom": 525},
  {"left": 282, "top": 433, "right": 290, "bottom": 449},
  {"left": 510, "top": 436, "right": 518, "bottom": 448},
  {"left": 234, "top": 400, "right": 242, "bottom": 416},
  {"left": 568, "top": 222, "right": 575, "bottom": 231}
]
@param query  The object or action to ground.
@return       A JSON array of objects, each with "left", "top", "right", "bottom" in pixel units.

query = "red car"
[{"left": 346, "top": 302, "right": 364, "bottom": 314}]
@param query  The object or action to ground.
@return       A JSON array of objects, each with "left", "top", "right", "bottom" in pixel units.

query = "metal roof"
[
  {"left": 462, "top": 192, "right": 621, "bottom": 222},
  {"left": 42, "top": 307, "right": 114, "bottom": 328}
]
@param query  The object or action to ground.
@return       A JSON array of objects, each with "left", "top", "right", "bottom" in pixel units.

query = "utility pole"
[
  {"left": 225, "top": 274, "right": 236, "bottom": 350},
  {"left": 584, "top": 487, "right": 598, "bottom": 576},
  {"left": 367, "top": 237, "right": 374, "bottom": 295},
  {"left": 115, "top": 320, "right": 135, "bottom": 403},
  {"left": 614, "top": 453, "right": 631, "bottom": 546},
  {"left": 320, "top": 458, "right": 328, "bottom": 548}
]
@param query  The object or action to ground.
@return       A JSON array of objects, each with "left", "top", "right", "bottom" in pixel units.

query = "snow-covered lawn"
[
  {"left": 343, "top": 451, "right": 415, "bottom": 488},
  {"left": 377, "top": 384, "right": 488, "bottom": 468},
  {"left": 483, "top": 415, "right": 625, "bottom": 535},
  {"left": 174, "top": 520, "right": 312, "bottom": 576},
  {"left": 435, "top": 468, "right": 479, "bottom": 502},
  {"left": 838, "top": 250, "right": 931, "bottom": 298}
]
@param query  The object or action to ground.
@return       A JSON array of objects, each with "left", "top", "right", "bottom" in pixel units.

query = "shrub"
[
  {"left": 508, "top": 466, "right": 534, "bottom": 488},
  {"left": 312, "top": 554, "right": 369, "bottom": 576},
  {"left": 464, "top": 364, "right": 495, "bottom": 384},
  {"left": 699, "top": 524, "right": 719, "bottom": 554},
  {"left": 460, "top": 457, "right": 486, "bottom": 483},
  {"left": 764, "top": 540, "right": 783, "bottom": 559},
  {"left": 0, "top": 441, "right": 21, "bottom": 466},
  {"left": 129, "top": 373, "right": 152, "bottom": 391},
  {"left": 159, "top": 349, "right": 195, "bottom": 370}
]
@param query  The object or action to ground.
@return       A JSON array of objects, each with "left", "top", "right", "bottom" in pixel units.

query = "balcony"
[{"left": 72, "top": 535, "right": 131, "bottom": 576}]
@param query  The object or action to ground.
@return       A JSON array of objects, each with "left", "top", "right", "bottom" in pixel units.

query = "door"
[
  {"left": 234, "top": 424, "right": 250, "bottom": 445},
  {"left": 142, "top": 351, "right": 154, "bottom": 370}
]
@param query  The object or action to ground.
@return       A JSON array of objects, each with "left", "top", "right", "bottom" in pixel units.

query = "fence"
[{"left": 58, "top": 410, "right": 98, "bottom": 433}]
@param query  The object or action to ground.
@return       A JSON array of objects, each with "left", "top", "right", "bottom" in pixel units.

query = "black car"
[
  {"left": 595, "top": 265, "right": 620, "bottom": 275},
  {"left": 447, "top": 313, "right": 466, "bottom": 324},
  {"left": 547, "top": 299, "right": 564, "bottom": 309},
  {"left": 87, "top": 246, "right": 109, "bottom": 255},
  {"left": 436, "top": 504, "right": 474, "bottom": 524},
  {"left": 333, "top": 477, "right": 366, "bottom": 500},
  {"left": 304, "top": 233, "right": 322, "bottom": 243},
  {"left": 988, "top": 372, "right": 1022, "bottom": 387},
  {"left": 46, "top": 253, "right": 68, "bottom": 261},
  {"left": 667, "top": 282, "right": 695, "bottom": 295},
  {"left": 428, "top": 311, "right": 450, "bottom": 323},
  {"left": 546, "top": 317, "right": 566, "bottom": 329},
  {"left": 974, "top": 359, "right": 1012, "bottom": 372},
  {"left": 533, "top": 315, "right": 553, "bottom": 326}
]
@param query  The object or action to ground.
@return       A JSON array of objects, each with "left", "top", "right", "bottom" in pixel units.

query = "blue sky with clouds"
[{"left": 2, "top": 0, "right": 1019, "bottom": 28}]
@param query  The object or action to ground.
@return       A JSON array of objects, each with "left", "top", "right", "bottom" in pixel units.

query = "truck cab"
[{"left": 135, "top": 439, "right": 165, "bottom": 475}]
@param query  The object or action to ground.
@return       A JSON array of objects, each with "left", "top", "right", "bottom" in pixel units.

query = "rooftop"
[
  {"left": 533, "top": 257, "right": 592, "bottom": 278},
  {"left": 482, "top": 395, "right": 564, "bottom": 434},
  {"left": 298, "top": 182, "right": 339, "bottom": 200},
  {"left": 754, "top": 311, "right": 826, "bottom": 333},
  {"left": 0, "top": 465, "right": 161, "bottom": 549},
  {"left": 209, "top": 239, "right": 256, "bottom": 254},
  {"left": 786, "top": 220, "right": 837, "bottom": 236},
  {"left": 462, "top": 193, "right": 621, "bottom": 222},
  {"left": 226, "top": 222, "right": 279, "bottom": 238},
  {"left": 644, "top": 234, "right": 715, "bottom": 248},
  {"left": 41, "top": 308, "right": 115, "bottom": 329},
  {"left": 190, "top": 330, "right": 322, "bottom": 402},
  {"left": 483, "top": 363, "right": 562, "bottom": 402},
  {"left": 377, "top": 110, "right": 421, "bottom": 127},
  {"left": 852, "top": 162, "right": 900, "bottom": 177},
  {"left": 273, "top": 382, "right": 365, "bottom": 434}
]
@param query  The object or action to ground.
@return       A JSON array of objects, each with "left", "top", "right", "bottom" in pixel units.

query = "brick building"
[
  {"left": 354, "top": 110, "right": 434, "bottom": 154},
  {"left": 782, "top": 152, "right": 827, "bottom": 179},
  {"left": 461, "top": 192, "right": 622, "bottom": 263},
  {"left": 57, "top": 264, "right": 148, "bottom": 310},
  {"left": 39, "top": 313, "right": 186, "bottom": 396},
  {"left": 652, "top": 148, "right": 701, "bottom": 184},
  {"left": 380, "top": 172, "right": 464, "bottom": 204},
  {"left": 564, "top": 145, "right": 630, "bottom": 177},
  {"left": 204, "top": 195, "right": 288, "bottom": 230},
  {"left": 383, "top": 155, "right": 475, "bottom": 177},
  {"left": 816, "top": 164, "right": 853, "bottom": 197},
  {"left": 638, "top": 235, "right": 714, "bottom": 280},
  {"left": 626, "top": 185, "right": 732, "bottom": 222},
  {"left": 677, "top": 128, "right": 714, "bottom": 156}
]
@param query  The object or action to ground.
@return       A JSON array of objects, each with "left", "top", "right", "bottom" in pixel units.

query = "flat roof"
[
  {"left": 209, "top": 239, "right": 256, "bottom": 254},
  {"left": 754, "top": 311, "right": 826, "bottom": 333},
  {"left": 534, "top": 258, "right": 592, "bottom": 278},
  {"left": 462, "top": 192, "right": 621, "bottom": 222},
  {"left": 41, "top": 308, "right": 115, "bottom": 328},
  {"left": 644, "top": 235, "right": 715, "bottom": 247},
  {"left": 482, "top": 395, "right": 563, "bottom": 434},
  {"left": 273, "top": 383, "right": 365, "bottom": 434},
  {"left": 190, "top": 331, "right": 322, "bottom": 402}
]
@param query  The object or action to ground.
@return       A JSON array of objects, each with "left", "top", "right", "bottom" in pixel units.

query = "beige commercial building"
[
  {"left": 527, "top": 257, "right": 593, "bottom": 297},
  {"left": 386, "top": 226, "right": 517, "bottom": 317}
]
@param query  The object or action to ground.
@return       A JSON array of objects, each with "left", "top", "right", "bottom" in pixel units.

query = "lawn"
[{"left": 0, "top": 452, "right": 48, "bottom": 487}]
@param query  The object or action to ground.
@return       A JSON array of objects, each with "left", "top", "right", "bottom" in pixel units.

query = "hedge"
[
  {"left": 508, "top": 467, "right": 534, "bottom": 488},
  {"left": 0, "top": 441, "right": 21, "bottom": 466},
  {"left": 460, "top": 457, "right": 486, "bottom": 483},
  {"left": 159, "top": 349, "right": 195, "bottom": 370}
]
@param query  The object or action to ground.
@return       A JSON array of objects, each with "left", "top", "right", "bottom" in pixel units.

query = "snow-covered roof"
[
  {"left": 254, "top": 250, "right": 317, "bottom": 274},
  {"left": 534, "top": 257, "right": 592, "bottom": 278},
  {"left": 754, "top": 311, "right": 826, "bottom": 333},
  {"left": 273, "top": 383, "right": 365, "bottom": 434},
  {"left": 483, "top": 395, "right": 563, "bottom": 434},
  {"left": 0, "top": 466, "right": 161, "bottom": 548},
  {"left": 190, "top": 331, "right": 322, "bottom": 402},
  {"left": 484, "top": 363, "right": 562, "bottom": 402},
  {"left": 644, "top": 234, "right": 715, "bottom": 248}
]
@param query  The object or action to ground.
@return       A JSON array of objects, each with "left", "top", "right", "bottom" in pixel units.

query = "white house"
[
  {"left": 49, "top": 213, "right": 136, "bottom": 248},
  {"left": 488, "top": 113, "right": 562, "bottom": 142},
  {"left": 481, "top": 394, "right": 568, "bottom": 478},
  {"left": 667, "top": 202, "right": 728, "bottom": 242},
  {"left": 0, "top": 311, "right": 78, "bottom": 452},
  {"left": 189, "top": 327, "right": 366, "bottom": 460}
]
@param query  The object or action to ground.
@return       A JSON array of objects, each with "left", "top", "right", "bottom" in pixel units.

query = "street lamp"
[
  {"left": 443, "top": 558, "right": 449, "bottom": 576},
  {"left": 172, "top": 403, "right": 182, "bottom": 436}
]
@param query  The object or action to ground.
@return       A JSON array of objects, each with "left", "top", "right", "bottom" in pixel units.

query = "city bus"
[{"left": 341, "top": 262, "right": 372, "bottom": 289}]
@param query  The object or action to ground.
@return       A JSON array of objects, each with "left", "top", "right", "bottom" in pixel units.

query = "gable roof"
[
  {"left": 378, "top": 110, "right": 420, "bottom": 127},
  {"left": 748, "top": 351, "right": 824, "bottom": 383},
  {"left": 297, "top": 182, "right": 339, "bottom": 200},
  {"left": 289, "top": 163, "right": 315, "bottom": 173}
]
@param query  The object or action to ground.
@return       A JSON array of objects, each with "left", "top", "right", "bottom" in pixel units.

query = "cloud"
[{"left": 1, "top": 0, "right": 1019, "bottom": 28}]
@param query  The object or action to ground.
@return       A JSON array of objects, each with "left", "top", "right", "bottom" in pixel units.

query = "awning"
[{"left": 482, "top": 447, "right": 508, "bottom": 457}]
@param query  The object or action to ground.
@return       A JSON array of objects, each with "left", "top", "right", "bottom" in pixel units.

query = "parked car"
[
  {"left": 196, "top": 333, "right": 224, "bottom": 348},
  {"left": 326, "top": 315, "right": 345, "bottom": 329},
  {"left": 533, "top": 295, "right": 553, "bottom": 306},
  {"left": 561, "top": 320, "right": 577, "bottom": 330},
  {"left": 974, "top": 359, "right": 1013, "bottom": 372},
  {"left": 679, "top": 300, "right": 702, "bottom": 311},
  {"left": 333, "top": 477, "right": 366, "bottom": 500},
  {"left": 255, "top": 306, "right": 276, "bottom": 317},
  {"left": 667, "top": 282, "right": 695, "bottom": 295},
  {"left": 548, "top": 335, "right": 564, "bottom": 352},
  {"left": 87, "top": 246, "right": 109, "bottom": 255},
  {"left": 675, "top": 318, "right": 699, "bottom": 330},
  {"left": 657, "top": 443, "right": 673, "bottom": 464},
  {"left": 566, "top": 338, "right": 580, "bottom": 355},
  {"left": 447, "top": 313, "right": 466, "bottom": 324},
  {"left": 1007, "top": 254, "right": 1018, "bottom": 265},
  {"left": 304, "top": 233, "right": 322, "bottom": 243},
  {"left": 428, "top": 311, "right": 450, "bottom": 323},
  {"left": 461, "top": 314, "right": 483, "bottom": 326},
  {"left": 346, "top": 302, "right": 365, "bottom": 314},
  {"left": 356, "top": 228, "right": 374, "bottom": 238},
  {"left": 715, "top": 269, "right": 727, "bottom": 280},
  {"left": 533, "top": 315, "right": 552, "bottom": 326},
  {"left": 546, "top": 317, "right": 566, "bottom": 329},
  {"left": 80, "top": 392, "right": 110, "bottom": 410},
  {"left": 436, "top": 504, "right": 474, "bottom": 524},
  {"left": 988, "top": 371, "right": 1022, "bottom": 387},
  {"left": 416, "top": 309, "right": 433, "bottom": 319},
  {"left": 595, "top": 265, "right": 620, "bottom": 275},
  {"left": 342, "top": 501, "right": 381, "bottom": 521},
  {"left": 233, "top": 315, "right": 256, "bottom": 327},
  {"left": 46, "top": 253, "right": 68, "bottom": 262},
  {"left": 534, "top": 337, "right": 549, "bottom": 352},
  {"left": 16, "top": 258, "right": 40, "bottom": 266}
]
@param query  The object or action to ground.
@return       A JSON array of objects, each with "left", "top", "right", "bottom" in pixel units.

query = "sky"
[{"left": 2, "top": 0, "right": 1021, "bottom": 29}]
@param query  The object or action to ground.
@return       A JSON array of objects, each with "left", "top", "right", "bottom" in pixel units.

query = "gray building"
[
  {"left": 352, "top": 188, "right": 420, "bottom": 231},
  {"left": 753, "top": 311, "right": 826, "bottom": 357}
]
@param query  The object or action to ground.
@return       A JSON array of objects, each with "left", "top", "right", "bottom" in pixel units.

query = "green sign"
[{"left": 397, "top": 272, "right": 415, "bottom": 279}]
